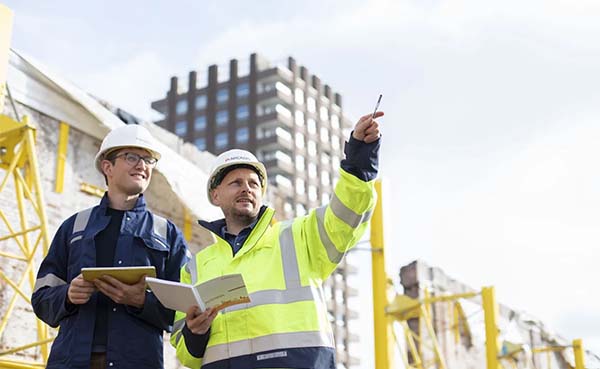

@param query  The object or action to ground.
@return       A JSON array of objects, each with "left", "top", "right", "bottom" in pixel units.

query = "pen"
[{"left": 372, "top": 94, "right": 383, "bottom": 118}]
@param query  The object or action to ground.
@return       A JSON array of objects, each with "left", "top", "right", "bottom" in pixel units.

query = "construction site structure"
[{"left": 370, "top": 180, "right": 599, "bottom": 369}]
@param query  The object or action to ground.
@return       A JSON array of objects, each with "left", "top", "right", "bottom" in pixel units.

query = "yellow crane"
[{"left": 0, "top": 113, "right": 52, "bottom": 368}]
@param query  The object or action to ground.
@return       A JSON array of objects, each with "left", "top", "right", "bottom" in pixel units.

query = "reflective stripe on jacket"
[
  {"left": 32, "top": 194, "right": 189, "bottom": 369},
  {"left": 172, "top": 169, "right": 376, "bottom": 369}
]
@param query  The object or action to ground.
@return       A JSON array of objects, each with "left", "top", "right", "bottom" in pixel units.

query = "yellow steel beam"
[
  {"left": 183, "top": 206, "right": 192, "bottom": 241},
  {"left": 54, "top": 122, "right": 69, "bottom": 193},
  {"left": 0, "top": 269, "right": 31, "bottom": 303},
  {"left": 0, "top": 359, "right": 45, "bottom": 369},
  {"left": 482, "top": 286, "right": 501, "bottom": 369},
  {"left": 532, "top": 346, "right": 570, "bottom": 354},
  {"left": 453, "top": 302, "right": 460, "bottom": 344},
  {"left": 572, "top": 339, "right": 585, "bottom": 369},
  {"left": 420, "top": 305, "right": 447, "bottom": 369},
  {"left": 0, "top": 210, "right": 26, "bottom": 253},
  {"left": 80, "top": 182, "right": 105, "bottom": 198},
  {"left": 0, "top": 337, "right": 54, "bottom": 356},
  {"left": 401, "top": 321, "right": 424, "bottom": 369},
  {"left": 0, "top": 3, "right": 14, "bottom": 116},
  {"left": 371, "top": 179, "right": 393, "bottom": 369},
  {"left": 0, "top": 115, "right": 52, "bottom": 364}
]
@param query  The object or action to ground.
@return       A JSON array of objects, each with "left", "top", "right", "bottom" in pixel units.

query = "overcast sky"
[{"left": 4, "top": 0, "right": 600, "bottom": 366}]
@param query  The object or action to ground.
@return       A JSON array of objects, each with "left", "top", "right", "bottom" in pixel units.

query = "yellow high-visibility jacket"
[{"left": 171, "top": 169, "right": 376, "bottom": 369}]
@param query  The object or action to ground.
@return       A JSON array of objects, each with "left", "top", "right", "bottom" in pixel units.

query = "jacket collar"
[
  {"left": 98, "top": 192, "right": 147, "bottom": 212},
  {"left": 198, "top": 205, "right": 275, "bottom": 256}
]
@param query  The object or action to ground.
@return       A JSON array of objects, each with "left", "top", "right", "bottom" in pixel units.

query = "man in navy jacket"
[{"left": 32, "top": 125, "right": 189, "bottom": 369}]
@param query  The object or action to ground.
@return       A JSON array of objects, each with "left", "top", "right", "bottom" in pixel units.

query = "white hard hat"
[
  {"left": 95, "top": 125, "right": 162, "bottom": 173},
  {"left": 207, "top": 149, "right": 267, "bottom": 205}
]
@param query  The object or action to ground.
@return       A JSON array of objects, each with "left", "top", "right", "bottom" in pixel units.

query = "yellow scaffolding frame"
[{"left": 0, "top": 114, "right": 53, "bottom": 368}]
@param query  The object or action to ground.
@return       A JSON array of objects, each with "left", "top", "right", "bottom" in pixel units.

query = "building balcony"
[
  {"left": 264, "top": 157, "right": 294, "bottom": 176},
  {"left": 257, "top": 85, "right": 294, "bottom": 107},
  {"left": 256, "top": 131, "right": 294, "bottom": 153},
  {"left": 256, "top": 109, "right": 293, "bottom": 129}
]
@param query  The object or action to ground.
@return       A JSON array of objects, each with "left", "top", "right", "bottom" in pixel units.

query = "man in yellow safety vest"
[{"left": 172, "top": 111, "right": 383, "bottom": 369}]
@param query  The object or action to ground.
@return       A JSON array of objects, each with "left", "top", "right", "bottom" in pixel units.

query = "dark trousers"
[{"left": 90, "top": 353, "right": 107, "bottom": 369}]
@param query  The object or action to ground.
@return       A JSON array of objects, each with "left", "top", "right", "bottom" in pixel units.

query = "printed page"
[
  {"left": 145, "top": 277, "right": 204, "bottom": 312},
  {"left": 195, "top": 273, "right": 250, "bottom": 312}
]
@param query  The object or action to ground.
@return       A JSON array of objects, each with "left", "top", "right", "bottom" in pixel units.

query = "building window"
[
  {"left": 194, "top": 116, "right": 206, "bottom": 131},
  {"left": 296, "top": 203, "right": 306, "bottom": 216},
  {"left": 332, "top": 155, "right": 340, "bottom": 171},
  {"left": 307, "top": 118, "right": 317, "bottom": 135},
  {"left": 332, "top": 136, "right": 340, "bottom": 150},
  {"left": 321, "top": 171, "right": 330, "bottom": 186},
  {"left": 296, "top": 155, "right": 305, "bottom": 171},
  {"left": 320, "top": 106, "right": 329, "bottom": 121},
  {"left": 331, "top": 114, "right": 340, "bottom": 129},
  {"left": 237, "top": 105, "right": 249, "bottom": 121},
  {"left": 308, "top": 185, "right": 317, "bottom": 202},
  {"left": 216, "top": 132, "right": 228, "bottom": 148},
  {"left": 216, "top": 110, "right": 228, "bottom": 126},
  {"left": 195, "top": 94, "right": 207, "bottom": 110},
  {"left": 295, "top": 88, "right": 304, "bottom": 105},
  {"left": 217, "top": 88, "right": 228, "bottom": 104},
  {"left": 194, "top": 137, "right": 206, "bottom": 150},
  {"left": 321, "top": 192, "right": 329, "bottom": 205},
  {"left": 307, "top": 141, "right": 317, "bottom": 157},
  {"left": 295, "top": 110, "right": 304, "bottom": 127},
  {"left": 175, "top": 121, "right": 187, "bottom": 136},
  {"left": 320, "top": 127, "right": 329, "bottom": 143},
  {"left": 307, "top": 97, "right": 316, "bottom": 113},
  {"left": 284, "top": 202, "right": 293, "bottom": 215},
  {"left": 295, "top": 178, "right": 305, "bottom": 195},
  {"left": 295, "top": 132, "right": 304, "bottom": 149},
  {"left": 308, "top": 163, "right": 317, "bottom": 178},
  {"left": 176, "top": 100, "right": 187, "bottom": 115},
  {"left": 237, "top": 127, "right": 249, "bottom": 143},
  {"left": 237, "top": 83, "right": 250, "bottom": 97}
]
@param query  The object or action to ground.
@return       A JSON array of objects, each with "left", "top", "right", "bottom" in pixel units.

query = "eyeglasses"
[{"left": 113, "top": 152, "right": 158, "bottom": 168}]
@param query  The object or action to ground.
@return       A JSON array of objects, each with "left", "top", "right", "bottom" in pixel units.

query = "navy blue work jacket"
[{"left": 31, "top": 194, "right": 188, "bottom": 369}]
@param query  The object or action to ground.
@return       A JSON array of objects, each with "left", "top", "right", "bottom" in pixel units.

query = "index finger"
[{"left": 358, "top": 111, "right": 384, "bottom": 125}]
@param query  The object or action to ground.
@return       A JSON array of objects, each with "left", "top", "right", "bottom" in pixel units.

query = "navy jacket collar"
[{"left": 98, "top": 192, "right": 147, "bottom": 212}]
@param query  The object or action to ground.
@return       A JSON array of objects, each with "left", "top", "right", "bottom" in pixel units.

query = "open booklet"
[
  {"left": 81, "top": 266, "right": 156, "bottom": 284},
  {"left": 146, "top": 273, "right": 251, "bottom": 313}
]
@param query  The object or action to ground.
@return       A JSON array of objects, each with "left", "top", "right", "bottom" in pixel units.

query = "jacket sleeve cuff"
[
  {"left": 183, "top": 324, "right": 211, "bottom": 358},
  {"left": 340, "top": 133, "right": 381, "bottom": 182}
]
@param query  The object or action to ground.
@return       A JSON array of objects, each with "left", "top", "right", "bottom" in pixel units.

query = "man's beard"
[{"left": 230, "top": 208, "right": 259, "bottom": 227}]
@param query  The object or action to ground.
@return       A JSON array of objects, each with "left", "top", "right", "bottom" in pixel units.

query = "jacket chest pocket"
[{"left": 131, "top": 237, "right": 170, "bottom": 278}]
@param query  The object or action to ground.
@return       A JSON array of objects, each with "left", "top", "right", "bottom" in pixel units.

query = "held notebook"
[{"left": 146, "top": 273, "right": 250, "bottom": 312}]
